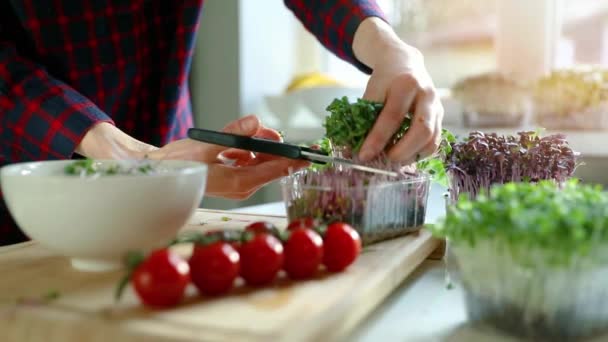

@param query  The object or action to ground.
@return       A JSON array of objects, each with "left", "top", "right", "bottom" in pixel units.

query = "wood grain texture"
[{"left": 0, "top": 209, "right": 440, "bottom": 342}]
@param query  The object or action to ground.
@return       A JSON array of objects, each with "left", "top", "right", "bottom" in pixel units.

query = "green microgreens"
[{"left": 431, "top": 179, "right": 608, "bottom": 266}]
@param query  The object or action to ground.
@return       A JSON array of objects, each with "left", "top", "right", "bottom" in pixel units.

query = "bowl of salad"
[
  {"left": 1, "top": 159, "right": 207, "bottom": 272},
  {"left": 432, "top": 180, "right": 608, "bottom": 340}
]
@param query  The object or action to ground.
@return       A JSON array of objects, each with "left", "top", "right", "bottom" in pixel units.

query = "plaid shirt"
[{"left": 0, "top": 0, "right": 386, "bottom": 246}]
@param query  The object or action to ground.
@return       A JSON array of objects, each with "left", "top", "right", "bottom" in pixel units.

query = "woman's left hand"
[{"left": 353, "top": 18, "right": 444, "bottom": 164}]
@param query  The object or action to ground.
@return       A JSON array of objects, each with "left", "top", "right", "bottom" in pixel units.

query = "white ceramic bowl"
[{"left": 1, "top": 160, "right": 208, "bottom": 272}]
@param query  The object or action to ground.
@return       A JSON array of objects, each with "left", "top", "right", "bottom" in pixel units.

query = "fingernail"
[
  {"left": 241, "top": 115, "right": 258, "bottom": 132},
  {"left": 359, "top": 148, "right": 373, "bottom": 161}
]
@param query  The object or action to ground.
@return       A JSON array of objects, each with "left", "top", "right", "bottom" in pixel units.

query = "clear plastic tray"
[
  {"left": 449, "top": 239, "right": 608, "bottom": 340},
  {"left": 280, "top": 168, "right": 431, "bottom": 245}
]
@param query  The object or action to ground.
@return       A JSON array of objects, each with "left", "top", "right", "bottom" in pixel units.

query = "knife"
[{"left": 187, "top": 128, "right": 399, "bottom": 177}]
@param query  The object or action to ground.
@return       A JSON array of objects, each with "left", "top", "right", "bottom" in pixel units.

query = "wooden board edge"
[
  {"left": 196, "top": 208, "right": 287, "bottom": 219},
  {"left": 279, "top": 232, "right": 440, "bottom": 342},
  {"left": 427, "top": 238, "right": 446, "bottom": 260},
  {"left": 0, "top": 303, "right": 277, "bottom": 342}
]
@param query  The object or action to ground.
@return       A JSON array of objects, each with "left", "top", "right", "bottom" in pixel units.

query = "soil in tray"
[
  {"left": 464, "top": 291, "right": 608, "bottom": 342},
  {"left": 286, "top": 202, "right": 427, "bottom": 245}
]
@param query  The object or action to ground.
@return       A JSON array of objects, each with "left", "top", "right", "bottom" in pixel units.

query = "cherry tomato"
[
  {"left": 239, "top": 233, "right": 284, "bottom": 286},
  {"left": 132, "top": 249, "right": 190, "bottom": 308},
  {"left": 284, "top": 228, "right": 323, "bottom": 280},
  {"left": 322, "top": 222, "right": 361, "bottom": 272},
  {"left": 245, "top": 221, "right": 278, "bottom": 235},
  {"left": 189, "top": 242, "right": 240, "bottom": 296},
  {"left": 204, "top": 229, "right": 241, "bottom": 250},
  {"left": 287, "top": 217, "right": 318, "bottom": 231}
]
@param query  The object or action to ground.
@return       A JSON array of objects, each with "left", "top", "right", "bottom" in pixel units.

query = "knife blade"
[{"left": 299, "top": 151, "right": 398, "bottom": 177}]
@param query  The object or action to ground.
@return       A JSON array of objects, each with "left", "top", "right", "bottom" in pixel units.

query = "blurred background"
[{"left": 189, "top": 0, "right": 608, "bottom": 210}]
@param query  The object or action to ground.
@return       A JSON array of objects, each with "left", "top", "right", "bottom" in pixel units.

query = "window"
[{"left": 318, "top": 0, "right": 608, "bottom": 89}]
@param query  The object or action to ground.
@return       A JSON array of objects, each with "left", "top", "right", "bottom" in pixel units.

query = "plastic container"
[
  {"left": 535, "top": 102, "right": 608, "bottom": 130},
  {"left": 533, "top": 67, "right": 608, "bottom": 130},
  {"left": 452, "top": 72, "right": 533, "bottom": 129},
  {"left": 450, "top": 239, "right": 608, "bottom": 341},
  {"left": 280, "top": 168, "right": 431, "bottom": 245}
]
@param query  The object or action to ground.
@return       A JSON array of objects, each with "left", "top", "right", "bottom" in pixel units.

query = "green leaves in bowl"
[
  {"left": 64, "top": 159, "right": 157, "bottom": 177},
  {"left": 432, "top": 180, "right": 608, "bottom": 265}
]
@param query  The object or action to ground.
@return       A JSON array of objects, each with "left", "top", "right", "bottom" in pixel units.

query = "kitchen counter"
[
  {"left": 232, "top": 185, "right": 608, "bottom": 342},
  {"left": 230, "top": 185, "right": 483, "bottom": 342}
]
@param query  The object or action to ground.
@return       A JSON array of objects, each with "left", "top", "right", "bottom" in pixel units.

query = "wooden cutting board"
[{"left": 0, "top": 209, "right": 440, "bottom": 342}]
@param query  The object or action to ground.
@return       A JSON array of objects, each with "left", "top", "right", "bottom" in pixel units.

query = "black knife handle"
[{"left": 187, "top": 128, "right": 314, "bottom": 160}]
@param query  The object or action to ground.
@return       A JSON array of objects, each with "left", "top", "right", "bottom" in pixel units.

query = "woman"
[{"left": 0, "top": 0, "right": 443, "bottom": 245}]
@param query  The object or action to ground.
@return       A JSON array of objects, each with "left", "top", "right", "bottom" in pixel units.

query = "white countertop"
[{"left": 230, "top": 185, "right": 524, "bottom": 341}]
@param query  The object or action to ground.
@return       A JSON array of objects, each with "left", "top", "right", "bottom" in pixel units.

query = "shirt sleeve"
[
  {"left": 283, "top": 0, "right": 388, "bottom": 74},
  {"left": 0, "top": 41, "right": 114, "bottom": 163}
]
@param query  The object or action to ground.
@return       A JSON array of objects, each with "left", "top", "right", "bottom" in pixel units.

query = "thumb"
[
  {"left": 362, "top": 77, "right": 386, "bottom": 102},
  {"left": 223, "top": 114, "right": 260, "bottom": 135},
  {"left": 198, "top": 115, "right": 261, "bottom": 160}
]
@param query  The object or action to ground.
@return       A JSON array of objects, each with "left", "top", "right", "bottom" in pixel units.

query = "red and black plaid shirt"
[{"left": 0, "top": 0, "right": 386, "bottom": 246}]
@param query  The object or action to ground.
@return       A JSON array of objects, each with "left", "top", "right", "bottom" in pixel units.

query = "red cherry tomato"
[
  {"left": 322, "top": 222, "right": 361, "bottom": 272},
  {"left": 132, "top": 249, "right": 190, "bottom": 308},
  {"left": 189, "top": 242, "right": 240, "bottom": 296},
  {"left": 245, "top": 221, "right": 277, "bottom": 235},
  {"left": 204, "top": 229, "right": 241, "bottom": 250},
  {"left": 284, "top": 228, "right": 323, "bottom": 280},
  {"left": 239, "top": 233, "right": 284, "bottom": 286},
  {"left": 287, "top": 217, "right": 318, "bottom": 231}
]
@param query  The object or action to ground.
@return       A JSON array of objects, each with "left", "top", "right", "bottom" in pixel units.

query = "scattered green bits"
[{"left": 64, "top": 158, "right": 158, "bottom": 176}]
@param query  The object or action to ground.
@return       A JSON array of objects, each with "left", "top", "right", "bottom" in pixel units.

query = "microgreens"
[
  {"left": 431, "top": 180, "right": 608, "bottom": 266},
  {"left": 445, "top": 130, "right": 579, "bottom": 200},
  {"left": 323, "top": 97, "right": 453, "bottom": 185},
  {"left": 323, "top": 96, "right": 411, "bottom": 153},
  {"left": 64, "top": 158, "right": 158, "bottom": 176}
]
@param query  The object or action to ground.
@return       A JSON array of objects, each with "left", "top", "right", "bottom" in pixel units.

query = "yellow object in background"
[{"left": 285, "top": 72, "right": 344, "bottom": 93}]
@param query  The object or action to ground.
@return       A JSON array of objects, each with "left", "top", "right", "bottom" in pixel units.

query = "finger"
[
  {"left": 255, "top": 126, "right": 283, "bottom": 142},
  {"left": 415, "top": 114, "right": 443, "bottom": 161},
  {"left": 234, "top": 158, "right": 309, "bottom": 191},
  {"left": 206, "top": 159, "right": 309, "bottom": 199},
  {"left": 362, "top": 78, "right": 386, "bottom": 102},
  {"left": 199, "top": 115, "right": 262, "bottom": 159},
  {"left": 204, "top": 165, "right": 259, "bottom": 199},
  {"left": 359, "top": 75, "right": 418, "bottom": 161},
  {"left": 387, "top": 89, "right": 438, "bottom": 162},
  {"left": 253, "top": 126, "right": 284, "bottom": 162},
  {"left": 219, "top": 149, "right": 257, "bottom": 166}
]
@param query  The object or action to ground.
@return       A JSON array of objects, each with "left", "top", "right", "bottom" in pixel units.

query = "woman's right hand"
[{"left": 147, "top": 115, "right": 309, "bottom": 200}]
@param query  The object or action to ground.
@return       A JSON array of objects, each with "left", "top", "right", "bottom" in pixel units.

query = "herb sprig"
[
  {"left": 323, "top": 96, "right": 411, "bottom": 153},
  {"left": 323, "top": 96, "right": 454, "bottom": 185}
]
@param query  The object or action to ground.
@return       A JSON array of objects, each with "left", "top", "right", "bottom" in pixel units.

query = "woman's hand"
[
  {"left": 353, "top": 17, "right": 444, "bottom": 164},
  {"left": 147, "top": 115, "right": 309, "bottom": 200}
]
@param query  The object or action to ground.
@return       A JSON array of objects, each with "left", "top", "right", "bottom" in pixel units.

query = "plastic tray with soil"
[
  {"left": 432, "top": 181, "right": 608, "bottom": 341},
  {"left": 534, "top": 67, "right": 608, "bottom": 130},
  {"left": 452, "top": 72, "right": 533, "bottom": 128},
  {"left": 281, "top": 166, "right": 431, "bottom": 245}
]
